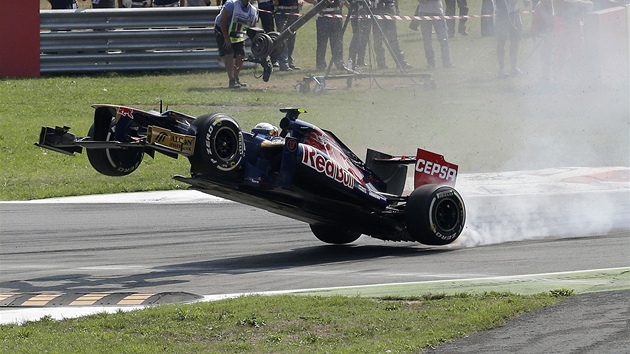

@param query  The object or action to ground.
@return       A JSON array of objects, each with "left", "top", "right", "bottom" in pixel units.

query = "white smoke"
[
  {"left": 454, "top": 169, "right": 630, "bottom": 247},
  {"left": 451, "top": 9, "right": 630, "bottom": 248}
]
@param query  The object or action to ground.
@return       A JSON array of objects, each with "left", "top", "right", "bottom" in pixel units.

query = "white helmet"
[{"left": 252, "top": 122, "right": 279, "bottom": 138}]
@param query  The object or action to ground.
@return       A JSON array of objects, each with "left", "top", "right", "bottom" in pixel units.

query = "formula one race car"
[{"left": 36, "top": 106, "right": 466, "bottom": 245}]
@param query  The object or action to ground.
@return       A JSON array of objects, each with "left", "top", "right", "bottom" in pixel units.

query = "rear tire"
[
  {"left": 310, "top": 224, "right": 361, "bottom": 245},
  {"left": 188, "top": 113, "right": 244, "bottom": 178},
  {"left": 86, "top": 122, "right": 143, "bottom": 177},
  {"left": 405, "top": 184, "right": 465, "bottom": 245}
]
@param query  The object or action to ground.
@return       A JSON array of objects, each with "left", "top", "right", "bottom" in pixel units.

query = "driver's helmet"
[{"left": 252, "top": 122, "right": 279, "bottom": 139}]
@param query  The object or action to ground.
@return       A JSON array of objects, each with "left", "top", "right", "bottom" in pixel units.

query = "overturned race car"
[{"left": 37, "top": 106, "right": 466, "bottom": 246}]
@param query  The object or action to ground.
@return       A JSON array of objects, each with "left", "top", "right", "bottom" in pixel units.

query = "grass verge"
[{"left": 1, "top": 291, "right": 571, "bottom": 353}]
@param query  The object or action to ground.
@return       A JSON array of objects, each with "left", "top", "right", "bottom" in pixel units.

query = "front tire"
[
  {"left": 188, "top": 113, "right": 244, "bottom": 177},
  {"left": 310, "top": 224, "right": 361, "bottom": 245},
  {"left": 405, "top": 184, "right": 466, "bottom": 245},
  {"left": 86, "top": 122, "right": 143, "bottom": 177}
]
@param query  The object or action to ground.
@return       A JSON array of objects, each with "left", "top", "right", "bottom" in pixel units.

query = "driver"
[{"left": 251, "top": 122, "right": 280, "bottom": 140}]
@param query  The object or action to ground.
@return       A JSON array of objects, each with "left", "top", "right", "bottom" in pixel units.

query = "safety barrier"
[{"left": 40, "top": 7, "right": 221, "bottom": 74}]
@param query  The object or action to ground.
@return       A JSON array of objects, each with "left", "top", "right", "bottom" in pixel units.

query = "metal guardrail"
[{"left": 40, "top": 7, "right": 224, "bottom": 74}]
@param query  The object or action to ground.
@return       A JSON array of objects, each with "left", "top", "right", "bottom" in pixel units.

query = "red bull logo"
[
  {"left": 117, "top": 107, "right": 134, "bottom": 119},
  {"left": 302, "top": 145, "right": 354, "bottom": 189}
]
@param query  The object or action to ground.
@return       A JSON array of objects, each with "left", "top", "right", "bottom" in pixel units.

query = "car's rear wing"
[
  {"left": 367, "top": 148, "right": 458, "bottom": 194},
  {"left": 411, "top": 149, "right": 458, "bottom": 188}
]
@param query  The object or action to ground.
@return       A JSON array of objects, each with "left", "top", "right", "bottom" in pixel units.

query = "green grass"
[{"left": 0, "top": 291, "right": 570, "bottom": 353}]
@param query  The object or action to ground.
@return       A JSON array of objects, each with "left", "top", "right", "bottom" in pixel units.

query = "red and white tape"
[{"left": 258, "top": 8, "right": 534, "bottom": 21}]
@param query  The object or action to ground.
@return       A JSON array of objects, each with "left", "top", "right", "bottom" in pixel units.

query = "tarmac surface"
[
  {"left": 1, "top": 167, "right": 630, "bottom": 353},
  {"left": 428, "top": 289, "right": 630, "bottom": 354}
]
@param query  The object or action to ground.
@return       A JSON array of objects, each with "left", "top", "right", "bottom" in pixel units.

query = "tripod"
[{"left": 298, "top": 0, "right": 433, "bottom": 93}]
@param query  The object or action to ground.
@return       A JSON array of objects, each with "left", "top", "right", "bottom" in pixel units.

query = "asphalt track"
[{"left": 1, "top": 167, "right": 629, "bottom": 352}]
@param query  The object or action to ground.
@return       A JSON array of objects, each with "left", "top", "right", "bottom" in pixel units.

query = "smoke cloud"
[{"left": 454, "top": 169, "right": 630, "bottom": 247}]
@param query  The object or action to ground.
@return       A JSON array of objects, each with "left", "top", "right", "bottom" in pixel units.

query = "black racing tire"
[
  {"left": 310, "top": 224, "right": 361, "bottom": 245},
  {"left": 405, "top": 184, "right": 466, "bottom": 245},
  {"left": 188, "top": 113, "right": 245, "bottom": 176},
  {"left": 86, "top": 122, "right": 143, "bottom": 177}
]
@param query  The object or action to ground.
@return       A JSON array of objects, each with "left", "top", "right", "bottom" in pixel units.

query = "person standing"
[
  {"left": 187, "top": 0, "right": 210, "bottom": 4},
  {"left": 371, "top": 0, "right": 412, "bottom": 70},
  {"left": 215, "top": 0, "right": 258, "bottom": 88},
  {"left": 348, "top": 0, "right": 371, "bottom": 67},
  {"left": 494, "top": 0, "right": 528, "bottom": 78},
  {"left": 307, "top": 0, "right": 345, "bottom": 71},
  {"left": 444, "top": 0, "right": 469, "bottom": 37},
  {"left": 415, "top": 0, "right": 453, "bottom": 69},
  {"left": 257, "top": 0, "right": 276, "bottom": 33},
  {"left": 274, "top": 0, "right": 301, "bottom": 70}
]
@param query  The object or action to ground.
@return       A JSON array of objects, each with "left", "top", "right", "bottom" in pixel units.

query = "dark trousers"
[
  {"left": 276, "top": 12, "right": 299, "bottom": 67},
  {"left": 419, "top": 13, "right": 451, "bottom": 66},
  {"left": 316, "top": 16, "right": 344, "bottom": 70},
  {"left": 372, "top": 5, "right": 405, "bottom": 67},
  {"left": 444, "top": 0, "right": 469, "bottom": 36},
  {"left": 258, "top": 2, "right": 276, "bottom": 33},
  {"left": 348, "top": 9, "right": 370, "bottom": 65}
]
